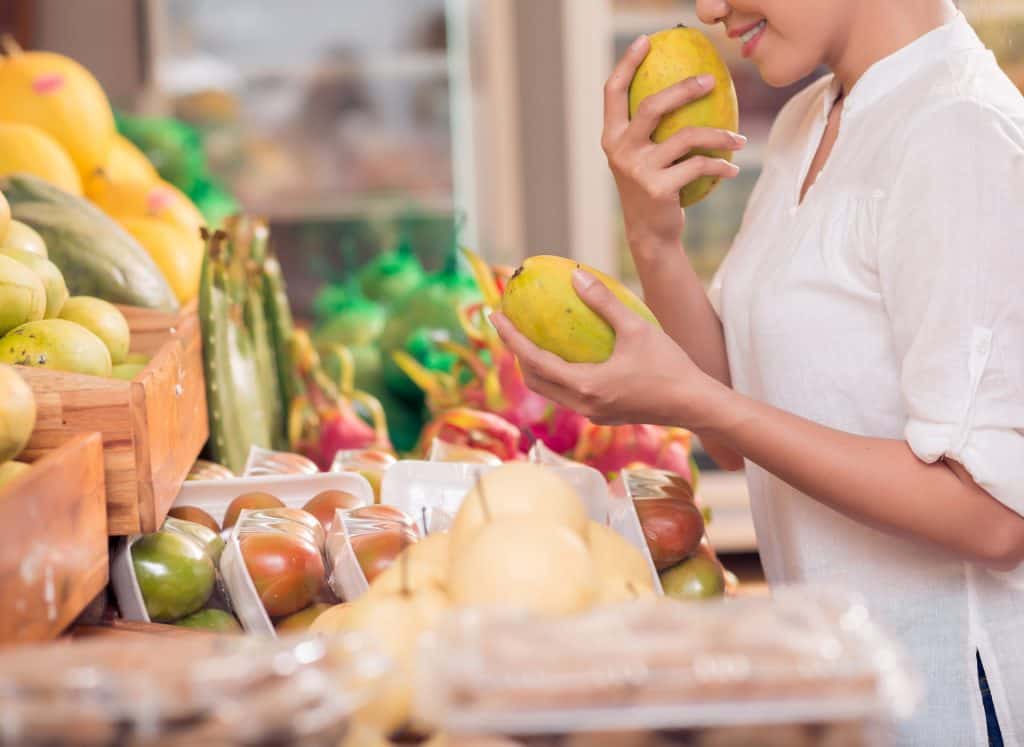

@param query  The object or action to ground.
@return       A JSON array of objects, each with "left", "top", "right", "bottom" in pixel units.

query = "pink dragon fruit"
[
  {"left": 417, "top": 406, "right": 522, "bottom": 462},
  {"left": 392, "top": 249, "right": 586, "bottom": 454},
  {"left": 289, "top": 330, "right": 392, "bottom": 471},
  {"left": 573, "top": 422, "right": 695, "bottom": 484}
]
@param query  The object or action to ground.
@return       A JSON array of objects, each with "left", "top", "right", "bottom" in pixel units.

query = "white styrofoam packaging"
[
  {"left": 111, "top": 471, "right": 374, "bottom": 636},
  {"left": 374, "top": 460, "right": 663, "bottom": 594}
]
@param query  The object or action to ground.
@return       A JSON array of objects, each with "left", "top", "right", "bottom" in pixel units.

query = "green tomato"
[
  {"left": 132, "top": 531, "right": 216, "bottom": 622},
  {"left": 659, "top": 556, "right": 725, "bottom": 601},
  {"left": 174, "top": 608, "right": 242, "bottom": 633}
]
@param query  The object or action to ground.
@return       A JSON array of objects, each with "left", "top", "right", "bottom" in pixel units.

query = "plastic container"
[
  {"left": 0, "top": 630, "right": 390, "bottom": 746},
  {"left": 243, "top": 445, "right": 319, "bottom": 477},
  {"left": 330, "top": 448, "right": 399, "bottom": 503},
  {"left": 112, "top": 471, "right": 374, "bottom": 635},
  {"left": 416, "top": 588, "right": 921, "bottom": 743}
]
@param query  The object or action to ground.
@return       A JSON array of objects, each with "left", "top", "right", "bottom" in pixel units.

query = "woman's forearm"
[
  {"left": 693, "top": 380, "right": 1024, "bottom": 569},
  {"left": 632, "top": 237, "right": 743, "bottom": 469}
]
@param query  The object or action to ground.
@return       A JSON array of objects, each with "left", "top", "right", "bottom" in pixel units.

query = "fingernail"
[
  {"left": 573, "top": 269, "right": 595, "bottom": 289},
  {"left": 732, "top": 132, "right": 748, "bottom": 144},
  {"left": 698, "top": 74, "right": 715, "bottom": 89},
  {"left": 630, "top": 34, "right": 648, "bottom": 51}
]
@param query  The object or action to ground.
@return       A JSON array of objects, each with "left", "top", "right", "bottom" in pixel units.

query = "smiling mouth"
[{"left": 740, "top": 19, "right": 767, "bottom": 44}]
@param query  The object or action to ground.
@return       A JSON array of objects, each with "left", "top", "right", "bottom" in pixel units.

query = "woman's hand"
[
  {"left": 604, "top": 35, "right": 745, "bottom": 251},
  {"left": 490, "top": 270, "right": 718, "bottom": 428}
]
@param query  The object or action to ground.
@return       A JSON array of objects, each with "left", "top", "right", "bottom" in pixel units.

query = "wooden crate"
[
  {"left": 0, "top": 432, "right": 108, "bottom": 644},
  {"left": 19, "top": 301, "right": 208, "bottom": 535}
]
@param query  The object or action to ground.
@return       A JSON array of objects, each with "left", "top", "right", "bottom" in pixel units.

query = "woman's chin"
[{"left": 756, "top": 60, "right": 819, "bottom": 89}]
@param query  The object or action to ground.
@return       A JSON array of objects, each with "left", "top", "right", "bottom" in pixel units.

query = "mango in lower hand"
[
  {"left": 629, "top": 26, "right": 739, "bottom": 207},
  {"left": 500, "top": 255, "right": 658, "bottom": 363}
]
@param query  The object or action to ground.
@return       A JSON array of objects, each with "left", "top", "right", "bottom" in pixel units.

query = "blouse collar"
[{"left": 834, "top": 13, "right": 984, "bottom": 117}]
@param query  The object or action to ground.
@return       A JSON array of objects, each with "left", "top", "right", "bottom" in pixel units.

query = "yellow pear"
[
  {"left": 450, "top": 462, "right": 588, "bottom": 563},
  {"left": 593, "top": 573, "right": 657, "bottom": 606},
  {"left": 449, "top": 518, "right": 595, "bottom": 617},
  {"left": 586, "top": 520, "right": 654, "bottom": 588},
  {"left": 367, "top": 532, "right": 450, "bottom": 597},
  {"left": 628, "top": 26, "right": 739, "bottom": 207},
  {"left": 501, "top": 255, "right": 658, "bottom": 363}
]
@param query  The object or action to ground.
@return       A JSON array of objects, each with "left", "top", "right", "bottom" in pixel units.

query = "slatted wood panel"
[
  {"left": 0, "top": 432, "right": 107, "bottom": 644},
  {"left": 19, "top": 302, "right": 208, "bottom": 534}
]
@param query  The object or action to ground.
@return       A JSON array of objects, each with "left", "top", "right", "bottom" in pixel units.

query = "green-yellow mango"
[
  {"left": 0, "top": 460, "right": 30, "bottom": 489},
  {"left": 629, "top": 26, "right": 739, "bottom": 207},
  {"left": 501, "top": 255, "right": 658, "bottom": 363},
  {"left": 3, "top": 219, "right": 48, "bottom": 258},
  {"left": 58, "top": 296, "right": 130, "bottom": 364},
  {"left": 0, "top": 364, "right": 35, "bottom": 463},
  {"left": 110, "top": 362, "right": 145, "bottom": 381},
  {"left": 0, "top": 319, "right": 112, "bottom": 377},
  {"left": 1, "top": 246, "right": 68, "bottom": 318},
  {"left": 0, "top": 254, "right": 45, "bottom": 335}
]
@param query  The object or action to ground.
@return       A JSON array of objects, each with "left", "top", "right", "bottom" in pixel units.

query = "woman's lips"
[{"left": 740, "top": 20, "right": 767, "bottom": 58}]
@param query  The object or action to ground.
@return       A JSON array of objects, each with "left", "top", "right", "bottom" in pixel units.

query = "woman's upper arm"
[{"left": 878, "top": 100, "right": 1024, "bottom": 516}]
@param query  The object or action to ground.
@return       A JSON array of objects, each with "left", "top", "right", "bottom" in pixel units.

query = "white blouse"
[{"left": 710, "top": 14, "right": 1024, "bottom": 747}]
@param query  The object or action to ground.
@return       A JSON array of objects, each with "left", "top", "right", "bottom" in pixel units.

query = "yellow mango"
[
  {"left": 0, "top": 190, "right": 9, "bottom": 242},
  {"left": 117, "top": 217, "right": 202, "bottom": 304},
  {"left": 101, "top": 134, "right": 159, "bottom": 185},
  {"left": 86, "top": 172, "right": 204, "bottom": 240},
  {"left": 501, "top": 255, "right": 658, "bottom": 363},
  {"left": 0, "top": 122, "right": 82, "bottom": 195},
  {"left": 629, "top": 26, "right": 739, "bottom": 207}
]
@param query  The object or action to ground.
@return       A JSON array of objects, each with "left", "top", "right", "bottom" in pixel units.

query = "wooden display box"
[
  {"left": 0, "top": 432, "right": 107, "bottom": 644},
  {"left": 19, "top": 301, "right": 208, "bottom": 535}
]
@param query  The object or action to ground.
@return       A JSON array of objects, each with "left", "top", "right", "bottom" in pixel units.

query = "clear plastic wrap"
[
  {"left": 325, "top": 504, "right": 422, "bottom": 602},
  {"left": 243, "top": 445, "right": 319, "bottom": 477},
  {"left": 429, "top": 438, "right": 504, "bottom": 465},
  {"left": 330, "top": 448, "right": 398, "bottom": 503},
  {"left": 417, "top": 589, "right": 921, "bottom": 740},
  {"left": 0, "top": 632, "right": 390, "bottom": 746}
]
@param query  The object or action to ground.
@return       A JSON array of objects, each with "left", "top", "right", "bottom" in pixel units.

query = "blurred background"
[{"left": 3, "top": 0, "right": 1021, "bottom": 560}]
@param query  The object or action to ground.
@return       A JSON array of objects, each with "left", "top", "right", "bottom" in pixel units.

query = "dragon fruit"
[
  {"left": 392, "top": 248, "right": 586, "bottom": 454},
  {"left": 288, "top": 329, "right": 392, "bottom": 471},
  {"left": 574, "top": 422, "right": 694, "bottom": 484},
  {"left": 417, "top": 406, "right": 522, "bottom": 462}
]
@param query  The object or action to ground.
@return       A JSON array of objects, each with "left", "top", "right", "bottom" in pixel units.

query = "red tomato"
[
  {"left": 350, "top": 529, "right": 413, "bottom": 583},
  {"left": 167, "top": 505, "right": 221, "bottom": 533},
  {"left": 223, "top": 492, "right": 285, "bottom": 529},
  {"left": 302, "top": 490, "right": 363, "bottom": 529},
  {"left": 634, "top": 498, "right": 705, "bottom": 571},
  {"left": 240, "top": 533, "right": 326, "bottom": 618}
]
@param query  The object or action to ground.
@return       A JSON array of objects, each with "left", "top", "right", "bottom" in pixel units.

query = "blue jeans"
[{"left": 978, "top": 652, "right": 1003, "bottom": 747}]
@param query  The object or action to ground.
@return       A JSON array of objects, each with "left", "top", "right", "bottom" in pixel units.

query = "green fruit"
[
  {"left": 3, "top": 219, "right": 48, "bottom": 257},
  {"left": 629, "top": 26, "right": 739, "bottom": 207},
  {"left": 2, "top": 174, "right": 178, "bottom": 310},
  {"left": 110, "top": 362, "right": 145, "bottom": 380},
  {"left": 58, "top": 296, "right": 130, "bottom": 365},
  {"left": 131, "top": 530, "right": 216, "bottom": 623},
  {"left": 0, "top": 254, "right": 46, "bottom": 336},
  {"left": 163, "top": 515, "right": 225, "bottom": 561},
  {"left": 1, "top": 246, "right": 68, "bottom": 318},
  {"left": 0, "top": 319, "right": 112, "bottom": 377},
  {"left": 124, "top": 351, "right": 150, "bottom": 365},
  {"left": 0, "top": 460, "right": 30, "bottom": 488},
  {"left": 0, "top": 364, "right": 35, "bottom": 463},
  {"left": 659, "top": 556, "right": 725, "bottom": 601},
  {"left": 501, "top": 255, "right": 658, "bottom": 363},
  {"left": 174, "top": 608, "right": 242, "bottom": 633},
  {"left": 357, "top": 238, "right": 425, "bottom": 305}
]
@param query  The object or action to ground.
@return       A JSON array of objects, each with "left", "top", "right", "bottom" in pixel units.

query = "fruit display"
[
  {"left": 0, "top": 121, "right": 82, "bottom": 194},
  {"left": 1, "top": 245, "right": 67, "bottom": 318},
  {"left": 131, "top": 528, "right": 217, "bottom": 623},
  {"left": 628, "top": 25, "right": 739, "bottom": 207}
]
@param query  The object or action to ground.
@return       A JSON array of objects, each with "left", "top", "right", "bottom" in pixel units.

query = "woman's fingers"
[
  {"left": 652, "top": 127, "right": 746, "bottom": 167},
  {"left": 660, "top": 156, "right": 740, "bottom": 193},
  {"left": 602, "top": 35, "right": 651, "bottom": 147},
  {"left": 490, "top": 312, "right": 572, "bottom": 386},
  {"left": 627, "top": 75, "right": 715, "bottom": 144}
]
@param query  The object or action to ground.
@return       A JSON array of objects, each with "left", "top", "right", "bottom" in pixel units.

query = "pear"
[
  {"left": 367, "top": 531, "right": 450, "bottom": 597},
  {"left": 449, "top": 462, "right": 588, "bottom": 562},
  {"left": 586, "top": 520, "right": 655, "bottom": 589},
  {"left": 449, "top": 518, "right": 596, "bottom": 617},
  {"left": 629, "top": 25, "right": 739, "bottom": 207}
]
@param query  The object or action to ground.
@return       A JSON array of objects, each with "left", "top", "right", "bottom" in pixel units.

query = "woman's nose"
[{"left": 695, "top": 0, "right": 730, "bottom": 25}]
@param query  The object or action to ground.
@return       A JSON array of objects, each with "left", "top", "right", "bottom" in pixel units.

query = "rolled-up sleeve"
[{"left": 878, "top": 100, "right": 1024, "bottom": 514}]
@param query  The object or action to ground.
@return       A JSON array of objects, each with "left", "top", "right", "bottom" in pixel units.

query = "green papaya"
[
  {"left": 2, "top": 175, "right": 178, "bottom": 310},
  {"left": 0, "top": 319, "right": 112, "bottom": 377},
  {"left": 1, "top": 246, "right": 68, "bottom": 318}
]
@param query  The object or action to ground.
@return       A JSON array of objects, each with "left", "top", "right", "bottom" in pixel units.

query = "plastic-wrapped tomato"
[
  {"left": 302, "top": 490, "right": 363, "bottom": 530},
  {"left": 634, "top": 498, "right": 705, "bottom": 571},
  {"left": 350, "top": 529, "right": 414, "bottom": 583},
  {"left": 240, "top": 532, "right": 326, "bottom": 618},
  {"left": 224, "top": 492, "right": 285, "bottom": 528}
]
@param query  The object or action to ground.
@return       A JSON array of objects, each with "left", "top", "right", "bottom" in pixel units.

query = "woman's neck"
[{"left": 828, "top": 0, "right": 959, "bottom": 95}]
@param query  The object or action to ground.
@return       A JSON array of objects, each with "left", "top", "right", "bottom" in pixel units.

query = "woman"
[{"left": 491, "top": 1, "right": 1024, "bottom": 745}]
